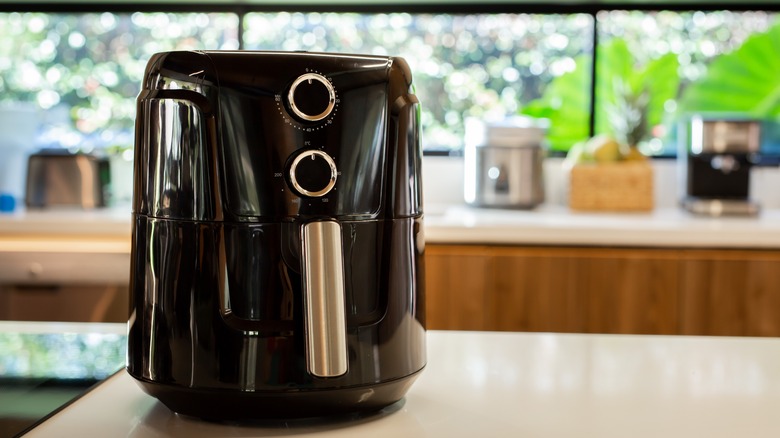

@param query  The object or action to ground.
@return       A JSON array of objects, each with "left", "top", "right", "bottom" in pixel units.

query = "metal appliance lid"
[{"left": 476, "top": 117, "right": 548, "bottom": 148}]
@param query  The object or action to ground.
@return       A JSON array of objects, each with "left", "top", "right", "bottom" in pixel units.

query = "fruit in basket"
[
  {"left": 563, "top": 141, "right": 589, "bottom": 169},
  {"left": 586, "top": 134, "right": 621, "bottom": 163},
  {"left": 564, "top": 134, "right": 625, "bottom": 169},
  {"left": 622, "top": 146, "right": 647, "bottom": 161},
  {"left": 566, "top": 77, "right": 654, "bottom": 167}
]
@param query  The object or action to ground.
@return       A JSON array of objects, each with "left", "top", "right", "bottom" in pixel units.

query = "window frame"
[{"left": 2, "top": 1, "right": 779, "bottom": 157}]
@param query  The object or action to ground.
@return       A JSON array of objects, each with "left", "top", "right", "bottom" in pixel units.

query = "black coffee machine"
[
  {"left": 127, "top": 51, "right": 426, "bottom": 420},
  {"left": 679, "top": 116, "right": 761, "bottom": 216}
]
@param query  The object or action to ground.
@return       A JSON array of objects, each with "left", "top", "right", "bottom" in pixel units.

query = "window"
[
  {"left": 0, "top": 12, "right": 238, "bottom": 152},
  {"left": 595, "top": 10, "right": 779, "bottom": 156},
  {"left": 0, "top": 5, "right": 778, "bottom": 158},
  {"left": 243, "top": 12, "right": 593, "bottom": 152}
]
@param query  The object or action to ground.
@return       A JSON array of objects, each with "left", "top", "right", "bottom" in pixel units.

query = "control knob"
[
  {"left": 288, "top": 73, "right": 336, "bottom": 122},
  {"left": 289, "top": 150, "right": 338, "bottom": 197}
]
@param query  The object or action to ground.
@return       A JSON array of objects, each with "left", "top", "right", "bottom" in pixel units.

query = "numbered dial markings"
[
  {"left": 276, "top": 70, "right": 340, "bottom": 131},
  {"left": 289, "top": 150, "right": 338, "bottom": 197}
]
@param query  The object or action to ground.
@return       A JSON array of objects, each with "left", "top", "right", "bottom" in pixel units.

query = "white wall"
[{"left": 422, "top": 155, "right": 780, "bottom": 211}]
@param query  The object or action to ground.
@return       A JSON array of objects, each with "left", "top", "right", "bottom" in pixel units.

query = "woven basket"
[{"left": 569, "top": 162, "right": 654, "bottom": 212}]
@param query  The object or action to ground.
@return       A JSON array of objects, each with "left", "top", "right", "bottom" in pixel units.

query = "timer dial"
[
  {"left": 289, "top": 150, "right": 338, "bottom": 197},
  {"left": 288, "top": 73, "right": 336, "bottom": 122}
]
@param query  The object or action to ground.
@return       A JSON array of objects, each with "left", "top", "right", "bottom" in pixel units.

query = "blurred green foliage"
[
  {"left": 0, "top": 12, "right": 591, "bottom": 151},
  {"left": 242, "top": 12, "right": 593, "bottom": 150},
  {"left": 0, "top": 332, "right": 125, "bottom": 379},
  {"left": 595, "top": 39, "right": 679, "bottom": 147},
  {"left": 520, "top": 54, "right": 591, "bottom": 152},
  {"left": 0, "top": 12, "right": 238, "bottom": 139},
  {"left": 525, "top": 11, "right": 778, "bottom": 154},
  {"left": 0, "top": 10, "right": 777, "bottom": 153},
  {"left": 679, "top": 21, "right": 780, "bottom": 118},
  {"left": 522, "top": 38, "right": 680, "bottom": 152}
]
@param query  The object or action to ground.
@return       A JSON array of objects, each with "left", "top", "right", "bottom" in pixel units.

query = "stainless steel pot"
[{"left": 464, "top": 118, "right": 546, "bottom": 208}]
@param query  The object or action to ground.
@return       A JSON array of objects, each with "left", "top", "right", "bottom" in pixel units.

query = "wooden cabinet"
[
  {"left": 490, "top": 248, "right": 584, "bottom": 333},
  {"left": 680, "top": 250, "right": 780, "bottom": 337},
  {"left": 577, "top": 249, "right": 679, "bottom": 335},
  {"left": 425, "top": 244, "right": 780, "bottom": 337},
  {"left": 424, "top": 245, "right": 493, "bottom": 331}
]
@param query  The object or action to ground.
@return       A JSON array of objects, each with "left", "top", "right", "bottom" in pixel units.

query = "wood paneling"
[
  {"left": 426, "top": 245, "right": 680, "bottom": 334},
  {"left": 424, "top": 245, "right": 492, "bottom": 330},
  {"left": 680, "top": 250, "right": 780, "bottom": 337},
  {"left": 0, "top": 284, "right": 128, "bottom": 322},
  {"left": 579, "top": 249, "right": 679, "bottom": 335},
  {"left": 491, "top": 248, "right": 583, "bottom": 332},
  {"left": 425, "top": 244, "right": 780, "bottom": 337}
]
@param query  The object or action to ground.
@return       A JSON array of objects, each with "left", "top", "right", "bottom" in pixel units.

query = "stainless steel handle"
[{"left": 301, "top": 221, "right": 348, "bottom": 377}]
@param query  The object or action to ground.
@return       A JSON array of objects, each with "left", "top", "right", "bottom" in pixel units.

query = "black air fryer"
[{"left": 127, "top": 51, "right": 426, "bottom": 420}]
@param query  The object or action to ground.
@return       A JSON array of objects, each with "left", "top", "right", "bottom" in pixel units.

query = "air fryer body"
[{"left": 127, "top": 51, "right": 425, "bottom": 420}]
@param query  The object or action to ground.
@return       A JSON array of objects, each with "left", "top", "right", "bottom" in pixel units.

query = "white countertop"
[
  {"left": 0, "top": 206, "right": 132, "bottom": 236},
  {"left": 425, "top": 204, "right": 780, "bottom": 248},
  {"left": 26, "top": 330, "right": 780, "bottom": 437},
  {"left": 2, "top": 203, "right": 780, "bottom": 249},
  {"left": 0, "top": 207, "right": 132, "bottom": 284}
]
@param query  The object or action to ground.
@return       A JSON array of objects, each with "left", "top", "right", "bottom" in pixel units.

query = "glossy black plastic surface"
[
  {"left": 127, "top": 217, "right": 425, "bottom": 388},
  {"left": 128, "top": 51, "right": 425, "bottom": 419},
  {"left": 132, "top": 51, "right": 423, "bottom": 221},
  {"left": 687, "top": 154, "right": 751, "bottom": 199}
]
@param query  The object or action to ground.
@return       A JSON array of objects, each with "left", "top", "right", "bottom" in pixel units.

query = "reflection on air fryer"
[{"left": 128, "top": 50, "right": 426, "bottom": 420}]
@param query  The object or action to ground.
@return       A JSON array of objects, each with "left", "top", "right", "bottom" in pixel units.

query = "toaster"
[{"left": 25, "top": 151, "right": 109, "bottom": 209}]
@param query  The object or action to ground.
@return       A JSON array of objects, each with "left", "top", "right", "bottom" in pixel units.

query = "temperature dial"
[
  {"left": 289, "top": 150, "right": 338, "bottom": 197},
  {"left": 288, "top": 73, "right": 336, "bottom": 122}
]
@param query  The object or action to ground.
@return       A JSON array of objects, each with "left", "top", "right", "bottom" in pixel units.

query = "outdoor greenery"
[
  {"left": 0, "top": 12, "right": 238, "bottom": 150},
  {"left": 525, "top": 10, "right": 779, "bottom": 154},
  {"left": 0, "top": 11, "right": 591, "bottom": 151},
  {"left": 523, "top": 38, "right": 679, "bottom": 152},
  {"left": 243, "top": 12, "right": 592, "bottom": 150},
  {"left": 679, "top": 21, "right": 780, "bottom": 119},
  {"left": 0, "top": 332, "right": 126, "bottom": 379},
  {"left": 0, "top": 9, "right": 778, "bottom": 154}
]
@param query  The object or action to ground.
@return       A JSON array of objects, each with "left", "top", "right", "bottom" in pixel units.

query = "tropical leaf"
[
  {"left": 521, "top": 54, "right": 591, "bottom": 152},
  {"left": 594, "top": 37, "right": 632, "bottom": 135},
  {"left": 679, "top": 22, "right": 780, "bottom": 119},
  {"left": 595, "top": 38, "right": 679, "bottom": 143},
  {"left": 640, "top": 53, "right": 680, "bottom": 128},
  {"left": 523, "top": 37, "right": 679, "bottom": 152}
]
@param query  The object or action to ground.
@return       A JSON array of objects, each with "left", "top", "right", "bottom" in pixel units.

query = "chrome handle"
[{"left": 301, "top": 221, "right": 348, "bottom": 377}]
